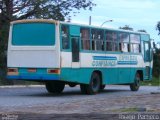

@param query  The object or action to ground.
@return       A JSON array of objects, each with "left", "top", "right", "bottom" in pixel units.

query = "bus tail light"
[
  {"left": 47, "top": 69, "right": 60, "bottom": 74},
  {"left": 7, "top": 68, "right": 19, "bottom": 75},
  {"left": 28, "top": 68, "right": 36, "bottom": 73}
]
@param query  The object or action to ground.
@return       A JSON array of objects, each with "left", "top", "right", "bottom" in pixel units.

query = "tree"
[
  {"left": 119, "top": 25, "right": 133, "bottom": 31},
  {"left": 153, "top": 48, "right": 160, "bottom": 77},
  {"left": 0, "top": 0, "right": 96, "bottom": 84},
  {"left": 154, "top": 22, "right": 160, "bottom": 77},
  {"left": 137, "top": 29, "right": 147, "bottom": 33},
  {"left": 156, "top": 21, "right": 160, "bottom": 35},
  {"left": 0, "top": 0, "right": 95, "bottom": 21}
]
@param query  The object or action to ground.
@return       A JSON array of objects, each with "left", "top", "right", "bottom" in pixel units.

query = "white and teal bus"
[{"left": 7, "top": 19, "right": 153, "bottom": 94}]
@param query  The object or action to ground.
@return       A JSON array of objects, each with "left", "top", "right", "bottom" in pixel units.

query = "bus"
[{"left": 7, "top": 19, "right": 153, "bottom": 95}]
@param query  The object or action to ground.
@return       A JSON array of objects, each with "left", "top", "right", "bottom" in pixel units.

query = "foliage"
[
  {"left": 153, "top": 48, "right": 160, "bottom": 77},
  {"left": 119, "top": 25, "right": 133, "bottom": 31},
  {"left": 0, "top": 0, "right": 95, "bottom": 84},
  {"left": 156, "top": 21, "right": 160, "bottom": 35},
  {"left": 137, "top": 29, "right": 147, "bottom": 33},
  {"left": 141, "top": 77, "right": 160, "bottom": 86},
  {"left": 0, "top": 0, "right": 95, "bottom": 21}
]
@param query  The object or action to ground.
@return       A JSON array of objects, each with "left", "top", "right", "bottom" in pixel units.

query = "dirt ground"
[{"left": 0, "top": 85, "right": 160, "bottom": 120}]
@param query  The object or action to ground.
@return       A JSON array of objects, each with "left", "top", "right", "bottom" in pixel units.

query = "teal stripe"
[
  {"left": 117, "top": 61, "right": 138, "bottom": 65},
  {"left": 93, "top": 56, "right": 117, "bottom": 60}
]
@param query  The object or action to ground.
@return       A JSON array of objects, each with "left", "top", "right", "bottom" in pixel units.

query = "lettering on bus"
[
  {"left": 119, "top": 55, "right": 137, "bottom": 61},
  {"left": 92, "top": 56, "right": 117, "bottom": 67},
  {"left": 92, "top": 55, "right": 138, "bottom": 67},
  {"left": 118, "top": 55, "right": 138, "bottom": 65},
  {"left": 92, "top": 60, "right": 117, "bottom": 67}
]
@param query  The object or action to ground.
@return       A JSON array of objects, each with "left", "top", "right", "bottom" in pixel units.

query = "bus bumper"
[
  {"left": 7, "top": 68, "right": 61, "bottom": 81},
  {"left": 7, "top": 74, "right": 60, "bottom": 81}
]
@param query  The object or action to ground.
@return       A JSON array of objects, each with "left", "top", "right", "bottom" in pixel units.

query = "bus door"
[
  {"left": 71, "top": 37, "right": 80, "bottom": 68},
  {"left": 143, "top": 41, "right": 151, "bottom": 79}
]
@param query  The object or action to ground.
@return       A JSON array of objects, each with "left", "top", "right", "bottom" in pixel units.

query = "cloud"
[
  {"left": 71, "top": 0, "right": 160, "bottom": 42},
  {"left": 96, "top": 0, "right": 157, "bottom": 10},
  {"left": 71, "top": 19, "right": 89, "bottom": 25}
]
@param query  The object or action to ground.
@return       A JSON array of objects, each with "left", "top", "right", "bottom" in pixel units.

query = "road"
[{"left": 0, "top": 85, "right": 160, "bottom": 119}]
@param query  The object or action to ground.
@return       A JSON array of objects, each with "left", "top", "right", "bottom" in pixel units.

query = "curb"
[
  {"left": 0, "top": 85, "right": 44, "bottom": 88},
  {"left": 150, "top": 91, "right": 160, "bottom": 94}
]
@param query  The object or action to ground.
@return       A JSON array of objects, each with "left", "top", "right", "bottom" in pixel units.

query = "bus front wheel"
[
  {"left": 86, "top": 72, "right": 101, "bottom": 95},
  {"left": 45, "top": 81, "right": 65, "bottom": 94},
  {"left": 130, "top": 73, "right": 140, "bottom": 91}
]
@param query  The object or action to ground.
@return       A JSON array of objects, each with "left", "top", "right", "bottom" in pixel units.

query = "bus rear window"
[{"left": 12, "top": 23, "right": 55, "bottom": 46}]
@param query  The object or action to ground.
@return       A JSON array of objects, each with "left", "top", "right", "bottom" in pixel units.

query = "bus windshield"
[{"left": 12, "top": 22, "right": 55, "bottom": 46}]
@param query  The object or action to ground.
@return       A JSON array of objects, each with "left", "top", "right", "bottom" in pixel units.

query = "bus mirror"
[
  {"left": 153, "top": 42, "right": 156, "bottom": 49},
  {"left": 150, "top": 39, "right": 156, "bottom": 53},
  {"left": 150, "top": 39, "right": 155, "bottom": 49},
  {"left": 152, "top": 41, "right": 156, "bottom": 53}
]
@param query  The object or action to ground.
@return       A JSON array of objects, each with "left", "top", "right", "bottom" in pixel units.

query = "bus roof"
[
  {"left": 11, "top": 19, "right": 149, "bottom": 36},
  {"left": 11, "top": 19, "right": 58, "bottom": 24},
  {"left": 60, "top": 21, "right": 149, "bottom": 36}
]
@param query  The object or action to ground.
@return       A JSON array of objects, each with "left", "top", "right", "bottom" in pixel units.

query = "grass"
[
  {"left": 112, "top": 107, "right": 147, "bottom": 112},
  {"left": 112, "top": 108, "right": 138, "bottom": 112},
  {"left": 120, "top": 108, "right": 141, "bottom": 112},
  {"left": 141, "top": 77, "right": 160, "bottom": 86}
]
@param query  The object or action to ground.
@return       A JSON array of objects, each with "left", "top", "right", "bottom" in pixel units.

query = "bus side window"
[
  {"left": 106, "top": 31, "right": 118, "bottom": 51},
  {"left": 61, "top": 25, "right": 69, "bottom": 49},
  {"left": 97, "top": 30, "right": 104, "bottom": 51},
  {"left": 130, "top": 34, "right": 141, "bottom": 53},
  {"left": 91, "top": 29, "right": 104, "bottom": 51},
  {"left": 80, "top": 28, "right": 90, "bottom": 50},
  {"left": 91, "top": 29, "right": 96, "bottom": 50},
  {"left": 119, "top": 33, "right": 129, "bottom": 52}
]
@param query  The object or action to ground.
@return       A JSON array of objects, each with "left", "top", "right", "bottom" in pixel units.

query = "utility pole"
[{"left": 89, "top": 16, "right": 91, "bottom": 25}]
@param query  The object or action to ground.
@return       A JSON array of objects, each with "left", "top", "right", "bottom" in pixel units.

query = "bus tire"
[
  {"left": 86, "top": 72, "right": 101, "bottom": 95},
  {"left": 45, "top": 81, "right": 65, "bottom": 94},
  {"left": 130, "top": 73, "right": 140, "bottom": 91}
]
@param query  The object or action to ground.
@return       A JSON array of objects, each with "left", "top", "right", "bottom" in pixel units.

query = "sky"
[{"left": 70, "top": 0, "right": 160, "bottom": 44}]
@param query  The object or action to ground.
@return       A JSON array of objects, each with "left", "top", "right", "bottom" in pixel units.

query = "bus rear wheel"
[
  {"left": 45, "top": 81, "right": 65, "bottom": 94},
  {"left": 85, "top": 72, "right": 101, "bottom": 95},
  {"left": 130, "top": 73, "right": 140, "bottom": 91}
]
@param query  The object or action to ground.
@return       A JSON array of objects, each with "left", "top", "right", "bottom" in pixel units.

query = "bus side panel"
[
  {"left": 60, "top": 41, "right": 151, "bottom": 85},
  {"left": 60, "top": 68, "right": 119, "bottom": 85},
  {"left": 60, "top": 68, "right": 92, "bottom": 84},
  {"left": 102, "top": 68, "right": 118, "bottom": 84},
  {"left": 60, "top": 68, "right": 139, "bottom": 85},
  {"left": 118, "top": 68, "right": 131, "bottom": 84}
]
